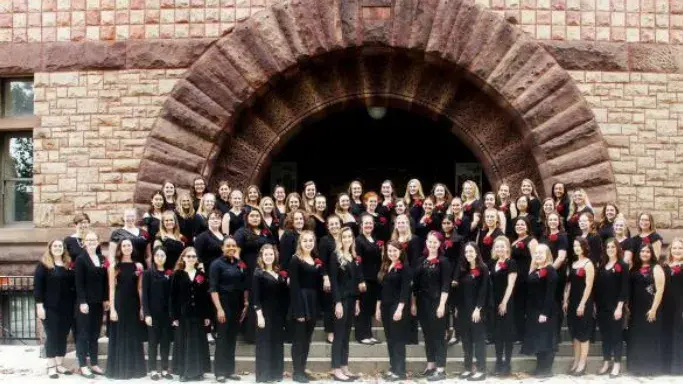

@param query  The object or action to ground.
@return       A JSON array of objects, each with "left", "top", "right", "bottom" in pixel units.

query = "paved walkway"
[{"left": 0, "top": 345, "right": 676, "bottom": 383}]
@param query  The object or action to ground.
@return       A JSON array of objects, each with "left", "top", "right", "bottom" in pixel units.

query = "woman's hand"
[
  {"left": 172, "top": 320, "right": 179, "bottom": 327},
  {"left": 36, "top": 305, "right": 46, "bottom": 320},
  {"left": 257, "top": 314, "right": 265, "bottom": 329},
  {"left": 498, "top": 302, "right": 507, "bottom": 316},
  {"left": 472, "top": 308, "right": 481, "bottom": 323},
  {"left": 436, "top": 304, "right": 445, "bottom": 319},
  {"left": 110, "top": 309, "right": 118, "bottom": 322},
  {"left": 538, "top": 314, "right": 547, "bottom": 323},
  {"left": 323, "top": 276, "right": 331, "bottom": 293},
  {"left": 411, "top": 304, "right": 417, "bottom": 317},
  {"left": 647, "top": 309, "right": 657, "bottom": 322},
  {"left": 204, "top": 319, "right": 211, "bottom": 327},
  {"left": 393, "top": 308, "right": 403, "bottom": 322},
  {"left": 577, "top": 303, "right": 585, "bottom": 317},
  {"left": 355, "top": 301, "right": 361, "bottom": 317},
  {"left": 562, "top": 301, "right": 568, "bottom": 314},
  {"left": 335, "top": 303, "right": 344, "bottom": 320},
  {"left": 375, "top": 309, "right": 382, "bottom": 323},
  {"left": 614, "top": 307, "right": 623, "bottom": 321},
  {"left": 145, "top": 316, "right": 153, "bottom": 326},
  {"left": 358, "top": 282, "right": 367, "bottom": 293},
  {"left": 297, "top": 317, "right": 305, "bottom": 323}
]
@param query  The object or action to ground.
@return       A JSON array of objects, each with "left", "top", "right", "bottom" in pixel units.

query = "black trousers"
[
  {"left": 381, "top": 303, "right": 407, "bottom": 376},
  {"left": 255, "top": 309, "right": 284, "bottom": 382},
  {"left": 43, "top": 308, "right": 73, "bottom": 358},
  {"left": 214, "top": 294, "right": 242, "bottom": 377},
  {"left": 322, "top": 291, "right": 334, "bottom": 334},
  {"left": 513, "top": 280, "right": 527, "bottom": 341},
  {"left": 332, "top": 297, "right": 355, "bottom": 368},
  {"left": 536, "top": 351, "right": 555, "bottom": 374},
  {"left": 355, "top": 280, "right": 378, "bottom": 341},
  {"left": 147, "top": 315, "right": 172, "bottom": 371},
  {"left": 76, "top": 302, "right": 103, "bottom": 367},
  {"left": 598, "top": 310, "right": 624, "bottom": 363},
  {"left": 291, "top": 318, "right": 315, "bottom": 376},
  {"left": 459, "top": 317, "right": 487, "bottom": 372},
  {"left": 417, "top": 296, "right": 447, "bottom": 367}
]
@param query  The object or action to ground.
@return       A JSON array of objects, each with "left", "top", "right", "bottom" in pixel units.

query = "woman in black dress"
[
  {"left": 283, "top": 192, "right": 302, "bottom": 224},
  {"left": 496, "top": 183, "right": 517, "bottom": 240},
  {"left": 154, "top": 210, "right": 187, "bottom": 270},
  {"left": 598, "top": 203, "right": 619, "bottom": 243},
  {"left": 562, "top": 237, "right": 595, "bottom": 376},
  {"left": 161, "top": 180, "right": 177, "bottom": 211},
  {"left": 302, "top": 181, "right": 318, "bottom": 214},
  {"left": 195, "top": 193, "right": 217, "bottom": 237},
  {"left": 143, "top": 192, "right": 165, "bottom": 241},
  {"left": 614, "top": 215, "right": 633, "bottom": 266},
  {"left": 142, "top": 247, "right": 173, "bottom": 380},
  {"left": 354, "top": 213, "right": 382, "bottom": 345},
  {"left": 376, "top": 240, "right": 411, "bottom": 381},
  {"left": 64, "top": 212, "right": 98, "bottom": 258},
  {"left": 318, "top": 215, "right": 342, "bottom": 343},
  {"left": 455, "top": 242, "right": 489, "bottom": 381},
  {"left": 335, "top": 193, "right": 359, "bottom": 237},
  {"left": 234, "top": 208, "right": 274, "bottom": 343},
  {"left": 551, "top": 182, "right": 570, "bottom": 228},
  {"left": 253, "top": 244, "right": 288, "bottom": 382},
  {"left": 461, "top": 180, "right": 482, "bottom": 237},
  {"left": 34, "top": 239, "right": 76, "bottom": 379},
  {"left": 330, "top": 227, "right": 364, "bottom": 381},
  {"left": 441, "top": 214, "right": 466, "bottom": 275},
  {"left": 489, "top": 236, "right": 517, "bottom": 376},
  {"left": 194, "top": 210, "right": 225, "bottom": 272},
  {"left": 109, "top": 208, "right": 152, "bottom": 267},
  {"left": 538, "top": 198, "right": 556, "bottom": 238},
  {"left": 273, "top": 185, "right": 287, "bottom": 220},
  {"left": 225, "top": 190, "right": 245, "bottom": 236},
  {"left": 191, "top": 177, "right": 207, "bottom": 211},
  {"left": 627, "top": 243, "right": 666, "bottom": 376},
  {"left": 176, "top": 193, "right": 198, "bottom": 246},
  {"left": 245, "top": 184, "right": 262, "bottom": 211},
  {"left": 216, "top": 180, "right": 232, "bottom": 214},
  {"left": 404, "top": 178, "right": 425, "bottom": 225},
  {"left": 259, "top": 197, "right": 280, "bottom": 244},
  {"left": 379, "top": 180, "right": 397, "bottom": 228},
  {"left": 209, "top": 237, "right": 248, "bottom": 382},
  {"left": 171, "top": 247, "right": 211, "bottom": 381},
  {"left": 279, "top": 209, "right": 307, "bottom": 271},
  {"left": 106, "top": 239, "right": 146, "bottom": 379},
  {"left": 596, "top": 238, "right": 629, "bottom": 377},
  {"left": 478, "top": 208, "right": 504, "bottom": 265},
  {"left": 416, "top": 197, "right": 441, "bottom": 243},
  {"left": 521, "top": 243, "right": 558, "bottom": 377},
  {"left": 311, "top": 194, "right": 328, "bottom": 240},
  {"left": 579, "top": 212, "right": 603, "bottom": 267},
  {"left": 520, "top": 179, "right": 541, "bottom": 219},
  {"left": 666, "top": 238, "right": 683, "bottom": 375},
  {"left": 348, "top": 180, "right": 365, "bottom": 217},
  {"left": 74, "top": 232, "right": 109, "bottom": 378},
  {"left": 365, "top": 191, "right": 391, "bottom": 242},
  {"left": 511, "top": 216, "right": 538, "bottom": 341},
  {"left": 566, "top": 189, "right": 593, "bottom": 261},
  {"left": 430, "top": 183, "right": 452, "bottom": 218},
  {"left": 391, "top": 213, "right": 422, "bottom": 345},
  {"left": 631, "top": 212, "right": 664, "bottom": 262},
  {"left": 412, "top": 231, "right": 451, "bottom": 381},
  {"left": 543, "top": 212, "right": 569, "bottom": 338},
  {"left": 289, "top": 230, "right": 324, "bottom": 383},
  {"left": 483, "top": 192, "right": 507, "bottom": 235}
]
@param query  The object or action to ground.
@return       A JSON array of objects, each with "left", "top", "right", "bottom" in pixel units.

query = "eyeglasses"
[{"left": 185, "top": 255, "right": 198, "bottom": 259}]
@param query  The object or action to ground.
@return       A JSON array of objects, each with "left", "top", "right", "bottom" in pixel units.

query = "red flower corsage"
[
  {"left": 499, "top": 204, "right": 508, "bottom": 212},
  {"left": 428, "top": 258, "right": 440, "bottom": 265},
  {"left": 273, "top": 216, "right": 279, "bottom": 225},
  {"left": 497, "top": 261, "right": 508, "bottom": 270},
  {"left": 68, "top": 261, "right": 76, "bottom": 270},
  {"left": 379, "top": 216, "right": 388, "bottom": 224},
  {"left": 614, "top": 263, "right": 623, "bottom": 273},
  {"left": 394, "top": 262, "right": 403, "bottom": 271},
  {"left": 444, "top": 240, "right": 453, "bottom": 249},
  {"left": 165, "top": 269, "right": 173, "bottom": 277},
  {"left": 672, "top": 265, "right": 682, "bottom": 275},
  {"left": 314, "top": 258, "right": 324, "bottom": 268},
  {"left": 261, "top": 228, "right": 271, "bottom": 236},
  {"left": 556, "top": 203, "right": 565, "bottom": 214},
  {"left": 465, "top": 204, "right": 472, "bottom": 212},
  {"left": 482, "top": 236, "right": 493, "bottom": 246},
  {"left": 278, "top": 270, "right": 289, "bottom": 279},
  {"left": 569, "top": 214, "right": 578, "bottom": 223},
  {"left": 386, "top": 202, "right": 395, "bottom": 210},
  {"left": 102, "top": 259, "right": 110, "bottom": 269},
  {"left": 376, "top": 240, "right": 385, "bottom": 248},
  {"left": 576, "top": 268, "right": 586, "bottom": 277},
  {"left": 355, "top": 256, "right": 362, "bottom": 264},
  {"left": 401, "top": 242, "right": 409, "bottom": 250},
  {"left": 141, "top": 230, "right": 150, "bottom": 240},
  {"left": 538, "top": 268, "right": 548, "bottom": 278},
  {"left": 237, "top": 261, "right": 247, "bottom": 270},
  {"left": 455, "top": 218, "right": 462, "bottom": 226},
  {"left": 424, "top": 216, "right": 433, "bottom": 225},
  {"left": 414, "top": 199, "right": 423, "bottom": 207},
  {"left": 470, "top": 268, "right": 480, "bottom": 277},
  {"left": 195, "top": 274, "right": 205, "bottom": 284},
  {"left": 642, "top": 236, "right": 651, "bottom": 245},
  {"left": 179, "top": 235, "right": 189, "bottom": 245},
  {"left": 640, "top": 265, "right": 651, "bottom": 275},
  {"left": 548, "top": 233, "right": 559, "bottom": 242},
  {"left": 516, "top": 241, "right": 526, "bottom": 250},
  {"left": 135, "top": 264, "right": 143, "bottom": 277}
]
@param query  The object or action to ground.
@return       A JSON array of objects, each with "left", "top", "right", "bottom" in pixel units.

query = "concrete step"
[
  {"left": 64, "top": 353, "right": 605, "bottom": 376},
  {"left": 93, "top": 338, "right": 604, "bottom": 358}
]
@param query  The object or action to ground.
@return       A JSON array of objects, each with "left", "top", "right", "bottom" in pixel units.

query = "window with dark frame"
[{"left": 0, "top": 78, "right": 34, "bottom": 226}]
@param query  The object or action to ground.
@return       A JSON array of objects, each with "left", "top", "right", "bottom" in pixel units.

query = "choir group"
[{"left": 33, "top": 178, "right": 683, "bottom": 382}]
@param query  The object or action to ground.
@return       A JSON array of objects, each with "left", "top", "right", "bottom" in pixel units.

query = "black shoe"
[
  {"left": 493, "top": 362, "right": 503, "bottom": 376},
  {"left": 468, "top": 372, "right": 486, "bottom": 381},
  {"left": 571, "top": 367, "right": 586, "bottom": 377},
  {"left": 227, "top": 374, "right": 241, "bottom": 381},
  {"left": 501, "top": 365, "right": 512, "bottom": 377},
  {"left": 534, "top": 370, "right": 553, "bottom": 378},
  {"left": 422, "top": 368, "right": 436, "bottom": 377},
  {"left": 459, "top": 371, "right": 472, "bottom": 379},
  {"left": 162, "top": 372, "right": 174, "bottom": 380},
  {"left": 293, "top": 374, "right": 309, "bottom": 383},
  {"left": 427, "top": 371, "right": 446, "bottom": 381},
  {"left": 216, "top": 377, "right": 226, "bottom": 383},
  {"left": 151, "top": 373, "right": 161, "bottom": 381},
  {"left": 566, "top": 366, "right": 576, "bottom": 375}
]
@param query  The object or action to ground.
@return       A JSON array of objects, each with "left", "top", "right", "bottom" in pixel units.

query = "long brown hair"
[
  {"left": 378, "top": 240, "right": 406, "bottom": 282},
  {"left": 257, "top": 243, "right": 280, "bottom": 272},
  {"left": 40, "top": 239, "right": 72, "bottom": 270},
  {"left": 174, "top": 247, "right": 199, "bottom": 271},
  {"left": 601, "top": 238, "right": 623, "bottom": 267}
]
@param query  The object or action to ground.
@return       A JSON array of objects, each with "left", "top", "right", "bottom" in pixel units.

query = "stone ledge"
[{"left": 1, "top": 40, "right": 683, "bottom": 74}]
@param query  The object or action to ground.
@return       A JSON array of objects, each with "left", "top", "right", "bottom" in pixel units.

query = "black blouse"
[
  {"left": 329, "top": 254, "right": 364, "bottom": 303},
  {"left": 477, "top": 228, "right": 504, "bottom": 264},
  {"left": 194, "top": 230, "right": 224, "bottom": 271},
  {"left": 209, "top": 256, "right": 248, "bottom": 295},
  {"left": 156, "top": 236, "right": 186, "bottom": 271},
  {"left": 177, "top": 214, "right": 199, "bottom": 245},
  {"left": 413, "top": 256, "right": 452, "bottom": 301},
  {"left": 75, "top": 253, "right": 109, "bottom": 304},
  {"left": 355, "top": 234, "right": 383, "bottom": 282},
  {"left": 566, "top": 206, "right": 594, "bottom": 239},
  {"left": 596, "top": 260, "right": 629, "bottom": 311},
  {"left": 278, "top": 230, "right": 300, "bottom": 271},
  {"left": 583, "top": 232, "right": 603, "bottom": 267},
  {"left": 379, "top": 263, "right": 412, "bottom": 305},
  {"left": 455, "top": 265, "right": 490, "bottom": 314},
  {"left": 64, "top": 235, "right": 102, "bottom": 259},
  {"left": 289, "top": 256, "right": 323, "bottom": 318},
  {"left": 251, "top": 268, "right": 287, "bottom": 312},
  {"left": 630, "top": 232, "right": 663, "bottom": 256},
  {"left": 233, "top": 227, "right": 274, "bottom": 274},
  {"left": 396, "top": 235, "right": 423, "bottom": 268},
  {"left": 542, "top": 232, "right": 569, "bottom": 264},
  {"left": 143, "top": 214, "right": 162, "bottom": 241},
  {"left": 511, "top": 236, "right": 534, "bottom": 275},
  {"left": 169, "top": 270, "right": 211, "bottom": 321},
  {"left": 141, "top": 268, "right": 171, "bottom": 318},
  {"left": 228, "top": 210, "right": 245, "bottom": 236},
  {"left": 34, "top": 263, "right": 75, "bottom": 311}
]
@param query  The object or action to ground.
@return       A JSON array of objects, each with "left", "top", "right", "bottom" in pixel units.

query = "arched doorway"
[
  {"left": 260, "top": 106, "right": 492, "bottom": 197},
  {"left": 134, "top": 0, "right": 616, "bottom": 206}
]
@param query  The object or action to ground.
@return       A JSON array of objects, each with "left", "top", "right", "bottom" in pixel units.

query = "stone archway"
[{"left": 134, "top": 0, "right": 616, "bottom": 205}]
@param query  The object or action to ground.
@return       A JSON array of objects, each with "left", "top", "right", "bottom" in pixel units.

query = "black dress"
[
  {"left": 378, "top": 263, "right": 411, "bottom": 377},
  {"left": 408, "top": 200, "right": 424, "bottom": 225},
  {"left": 252, "top": 268, "right": 287, "bottom": 382},
  {"left": 177, "top": 214, "right": 199, "bottom": 246},
  {"left": 511, "top": 236, "right": 533, "bottom": 341},
  {"left": 489, "top": 258, "right": 518, "bottom": 369},
  {"left": 396, "top": 235, "right": 422, "bottom": 344},
  {"left": 521, "top": 266, "right": 558, "bottom": 355},
  {"left": 329, "top": 255, "right": 363, "bottom": 369},
  {"left": 542, "top": 232, "right": 569, "bottom": 320},
  {"left": 227, "top": 210, "right": 245, "bottom": 236},
  {"left": 628, "top": 265, "right": 664, "bottom": 375},
  {"left": 598, "top": 221, "right": 615, "bottom": 243},
  {"left": 170, "top": 270, "right": 211, "bottom": 378},
  {"left": 143, "top": 214, "right": 162, "bottom": 241},
  {"left": 34, "top": 262, "right": 76, "bottom": 359},
  {"left": 462, "top": 199, "right": 483, "bottom": 241},
  {"left": 667, "top": 265, "right": 683, "bottom": 374},
  {"left": 565, "top": 206, "right": 593, "bottom": 261},
  {"left": 499, "top": 203, "right": 514, "bottom": 239},
  {"left": 193, "top": 230, "right": 224, "bottom": 272},
  {"left": 110, "top": 228, "right": 151, "bottom": 266},
  {"left": 278, "top": 230, "right": 300, "bottom": 272},
  {"left": 455, "top": 265, "right": 489, "bottom": 372},
  {"left": 289, "top": 256, "right": 323, "bottom": 377},
  {"left": 216, "top": 198, "right": 231, "bottom": 214},
  {"left": 354, "top": 234, "right": 382, "bottom": 342},
  {"left": 630, "top": 232, "right": 663, "bottom": 256},
  {"left": 596, "top": 260, "right": 628, "bottom": 363},
  {"left": 106, "top": 263, "right": 147, "bottom": 379},
  {"left": 74, "top": 253, "right": 109, "bottom": 368},
  {"left": 583, "top": 232, "right": 603, "bottom": 267},
  {"left": 566, "top": 260, "right": 595, "bottom": 342},
  {"left": 156, "top": 236, "right": 185, "bottom": 271},
  {"left": 477, "top": 228, "right": 504, "bottom": 264},
  {"left": 377, "top": 202, "right": 395, "bottom": 241},
  {"left": 142, "top": 268, "right": 173, "bottom": 373}
]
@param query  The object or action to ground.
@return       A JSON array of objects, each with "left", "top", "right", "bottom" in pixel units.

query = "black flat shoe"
[
  {"left": 227, "top": 374, "right": 241, "bottom": 381},
  {"left": 162, "top": 372, "right": 174, "bottom": 380},
  {"left": 293, "top": 374, "right": 309, "bottom": 383},
  {"left": 422, "top": 368, "right": 436, "bottom": 377},
  {"left": 151, "top": 373, "right": 161, "bottom": 381},
  {"left": 571, "top": 367, "right": 586, "bottom": 377},
  {"left": 427, "top": 371, "right": 446, "bottom": 382}
]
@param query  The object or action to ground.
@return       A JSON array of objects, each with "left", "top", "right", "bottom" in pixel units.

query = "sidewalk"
[{"left": 0, "top": 345, "right": 674, "bottom": 383}]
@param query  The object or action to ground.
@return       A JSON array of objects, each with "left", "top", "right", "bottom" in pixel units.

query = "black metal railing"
[{"left": 0, "top": 276, "right": 38, "bottom": 343}]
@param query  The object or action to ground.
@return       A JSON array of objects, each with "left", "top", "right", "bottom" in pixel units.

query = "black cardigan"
[{"left": 74, "top": 253, "right": 109, "bottom": 305}]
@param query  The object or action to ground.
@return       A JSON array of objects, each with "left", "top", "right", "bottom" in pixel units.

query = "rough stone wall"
[
  {"left": 2, "top": 0, "right": 683, "bottom": 43},
  {"left": 30, "top": 67, "right": 683, "bottom": 229}
]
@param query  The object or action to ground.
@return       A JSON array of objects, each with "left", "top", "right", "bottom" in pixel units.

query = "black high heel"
[{"left": 571, "top": 367, "right": 586, "bottom": 376}]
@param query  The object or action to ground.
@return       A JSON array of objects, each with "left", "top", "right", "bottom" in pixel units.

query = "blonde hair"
[
  {"left": 336, "top": 227, "right": 357, "bottom": 268},
  {"left": 175, "top": 193, "right": 196, "bottom": 219},
  {"left": 157, "top": 210, "right": 181, "bottom": 240},
  {"left": 483, "top": 207, "right": 500, "bottom": 228},
  {"left": 403, "top": 179, "right": 425, "bottom": 205},
  {"left": 40, "top": 239, "right": 73, "bottom": 270},
  {"left": 391, "top": 214, "right": 413, "bottom": 241},
  {"left": 257, "top": 243, "right": 280, "bottom": 272},
  {"left": 533, "top": 243, "right": 554, "bottom": 268},
  {"left": 461, "top": 180, "right": 481, "bottom": 201},
  {"left": 295, "top": 230, "right": 317, "bottom": 259},
  {"left": 521, "top": 178, "right": 540, "bottom": 199},
  {"left": 569, "top": 188, "right": 592, "bottom": 216},
  {"left": 491, "top": 236, "right": 511, "bottom": 261},
  {"left": 668, "top": 237, "right": 683, "bottom": 264},
  {"left": 197, "top": 193, "right": 216, "bottom": 218}
]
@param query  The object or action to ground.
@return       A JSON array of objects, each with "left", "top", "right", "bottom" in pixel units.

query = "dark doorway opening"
[{"left": 260, "top": 107, "right": 491, "bottom": 198}]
